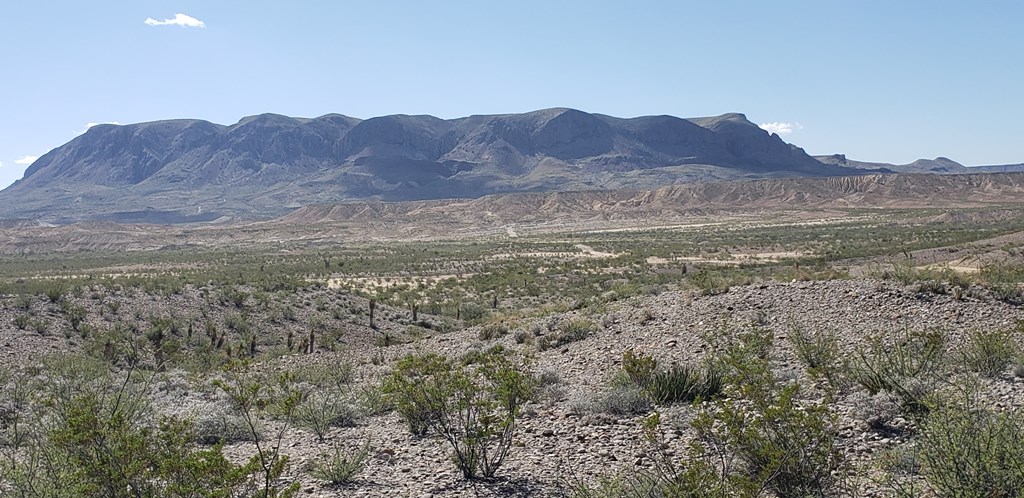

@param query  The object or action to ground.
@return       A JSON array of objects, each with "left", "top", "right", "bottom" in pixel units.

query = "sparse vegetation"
[
  {"left": 382, "top": 347, "right": 535, "bottom": 479},
  {"left": 620, "top": 349, "right": 722, "bottom": 405},
  {"left": 2, "top": 202, "right": 1024, "bottom": 496},
  {"left": 919, "top": 404, "right": 1024, "bottom": 496},
  {"left": 961, "top": 327, "right": 1018, "bottom": 377},
  {"left": 847, "top": 327, "right": 948, "bottom": 416},
  {"left": 537, "top": 318, "right": 596, "bottom": 351},
  {"left": 789, "top": 323, "right": 844, "bottom": 387},
  {"left": 311, "top": 442, "right": 371, "bottom": 485},
  {"left": 295, "top": 393, "right": 359, "bottom": 443}
]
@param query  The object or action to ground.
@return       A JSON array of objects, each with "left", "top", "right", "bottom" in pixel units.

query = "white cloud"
[
  {"left": 0, "top": 161, "right": 4, "bottom": 169},
  {"left": 14, "top": 155, "right": 38, "bottom": 165},
  {"left": 86, "top": 121, "right": 120, "bottom": 129},
  {"left": 144, "top": 13, "right": 206, "bottom": 28},
  {"left": 74, "top": 121, "right": 121, "bottom": 134},
  {"left": 759, "top": 122, "right": 802, "bottom": 136}
]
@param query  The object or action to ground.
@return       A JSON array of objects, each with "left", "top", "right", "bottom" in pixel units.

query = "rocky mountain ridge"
[{"left": 0, "top": 109, "right": 861, "bottom": 223}]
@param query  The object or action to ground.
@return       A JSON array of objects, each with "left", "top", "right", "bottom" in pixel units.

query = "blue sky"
[{"left": 2, "top": 1, "right": 1022, "bottom": 189}]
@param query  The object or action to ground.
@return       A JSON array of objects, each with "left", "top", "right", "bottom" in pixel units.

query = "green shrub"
[
  {"left": 4, "top": 363, "right": 269, "bottom": 498},
  {"left": 382, "top": 347, "right": 535, "bottom": 479},
  {"left": 689, "top": 270, "right": 730, "bottom": 296},
  {"left": 221, "top": 286, "right": 250, "bottom": 308},
  {"left": 52, "top": 400, "right": 257, "bottom": 497},
  {"left": 311, "top": 442, "right": 371, "bottom": 485},
  {"left": 382, "top": 356, "right": 440, "bottom": 436},
  {"left": 622, "top": 349, "right": 657, "bottom": 388},
  {"left": 980, "top": 261, "right": 1024, "bottom": 304},
  {"left": 561, "top": 318, "right": 596, "bottom": 342},
  {"left": 537, "top": 318, "right": 596, "bottom": 351},
  {"left": 961, "top": 327, "right": 1018, "bottom": 378},
  {"left": 13, "top": 313, "right": 30, "bottom": 330},
  {"left": 621, "top": 349, "right": 721, "bottom": 406},
  {"left": 914, "top": 396, "right": 1024, "bottom": 497},
  {"left": 789, "top": 324, "right": 843, "bottom": 386},
  {"left": 31, "top": 318, "right": 49, "bottom": 335},
  {"left": 62, "top": 303, "right": 87, "bottom": 332},
  {"left": 295, "top": 394, "right": 358, "bottom": 443},
  {"left": 693, "top": 381, "right": 842, "bottom": 496},
  {"left": 848, "top": 327, "right": 947, "bottom": 416},
  {"left": 194, "top": 411, "right": 262, "bottom": 444},
  {"left": 44, "top": 283, "right": 66, "bottom": 303},
  {"left": 459, "top": 303, "right": 488, "bottom": 323},
  {"left": 14, "top": 293, "right": 33, "bottom": 310},
  {"left": 355, "top": 383, "right": 392, "bottom": 417},
  {"left": 224, "top": 312, "right": 251, "bottom": 335},
  {"left": 478, "top": 321, "right": 509, "bottom": 341}
]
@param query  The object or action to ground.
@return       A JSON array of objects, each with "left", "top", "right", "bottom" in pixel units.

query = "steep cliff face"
[{"left": 0, "top": 108, "right": 863, "bottom": 223}]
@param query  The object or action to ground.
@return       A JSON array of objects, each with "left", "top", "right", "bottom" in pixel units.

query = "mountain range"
[
  {"left": 0, "top": 108, "right": 1018, "bottom": 224},
  {"left": 814, "top": 154, "right": 1024, "bottom": 175},
  {"left": 0, "top": 109, "right": 868, "bottom": 223}
]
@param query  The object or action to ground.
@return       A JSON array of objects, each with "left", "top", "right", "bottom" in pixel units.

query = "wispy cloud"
[
  {"left": 759, "top": 122, "right": 802, "bottom": 136},
  {"left": 74, "top": 121, "right": 121, "bottom": 134},
  {"left": 144, "top": 13, "right": 206, "bottom": 28},
  {"left": 14, "top": 155, "right": 38, "bottom": 165},
  {"left": 86, "top": 121, "right": 120, "bottom": 129}
]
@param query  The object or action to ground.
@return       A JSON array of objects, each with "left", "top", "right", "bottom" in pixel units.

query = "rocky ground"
[{"left": 128, "top": 278, "right": 1021, "bottom": 497}]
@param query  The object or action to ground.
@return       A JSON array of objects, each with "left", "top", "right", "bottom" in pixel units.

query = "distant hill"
[
  {"left": 0, "top": 109, "right": 864, "bottom": 223},
  {"left": 282, "top": 171, "right": 1024, "bottom": 227},
  {"left": 814, "top": 154, "right": 1024, "bottom": 175},
  {"left": 4, "top": 171, "right": 1024, "bottom": 254}
]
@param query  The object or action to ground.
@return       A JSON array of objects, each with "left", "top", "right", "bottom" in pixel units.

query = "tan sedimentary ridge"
[{"left": 282, "top": 172, "right": 1024, "bottom": 225}]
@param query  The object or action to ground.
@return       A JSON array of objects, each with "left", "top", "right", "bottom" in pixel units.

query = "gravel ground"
[
  {"left": 4, "top": 278, "right": 1023, "bottom": 496},
  {"left": 221, "top": 279, "right": 1024, "bottom": 497}
]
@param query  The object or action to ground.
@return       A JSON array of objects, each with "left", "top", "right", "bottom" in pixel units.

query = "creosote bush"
[
  {"left": 311, "top": 442, "right": 371, "bottom": 485},
  {"left": 961, "top": 327, "right": 1018, "bottom": 378},
  {"left": 382, "top": 346, "right": 535, "bottom": 479},
  {"left": 573, "top": 327, "right": 845, "bottom": 497},
  {"left": 847, "top": 327, "right": 947, "bottom": 417},
  {"left": 697, "top": 327, "right": 843, "bottom": 496},
  {"left": 295, "top": 393, "right": 358, "bottom": 443},
  {"left": 888, "top": 388, "right": 1024, "bottom": 497},
  {"left": 788, "top": 323, "right": 842, "bottom": 386},
  {"left": 0, "top": 357, "right": 276, "bottom": 498},
  {"left": 213, "top": 362, "right": 303, "bottom": 498}
]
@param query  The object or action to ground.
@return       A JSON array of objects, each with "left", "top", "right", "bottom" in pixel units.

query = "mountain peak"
[{"left": 688, "top": 112, "right": 754, "bottom": 131}]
